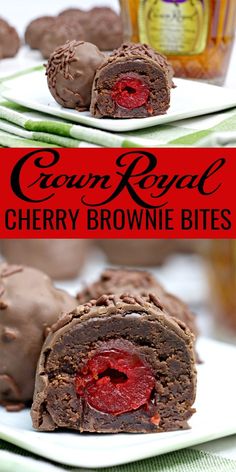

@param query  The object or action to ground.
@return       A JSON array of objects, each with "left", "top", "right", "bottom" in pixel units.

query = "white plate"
[
  {"left": 0, "top": 337, "right": 236, "bottom": 469},
  {"left": 3, "top": 70, "right": 236, "bottom": 132}
]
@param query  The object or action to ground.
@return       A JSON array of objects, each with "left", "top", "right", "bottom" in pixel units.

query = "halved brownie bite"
[
  {"left": 90, "top": 43, "right": 175, "bottom": 119},
  {"left": 31, "top": 293, "right": 196, "bottom": 433}
]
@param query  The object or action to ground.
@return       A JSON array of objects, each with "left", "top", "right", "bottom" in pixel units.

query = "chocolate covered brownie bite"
[
  {"left": 31, "top": 293, "right": 196, "bottom": 433},
  {"left": 90, "top": 43, "right": 174, "bottom": 118},
  {"left": 46, "top": 40, "right": 105, "bottom": 110}
]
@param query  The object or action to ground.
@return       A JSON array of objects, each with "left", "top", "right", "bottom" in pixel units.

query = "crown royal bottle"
[{"left": 120, "top": 0, "right": 236, "bottom": 85}]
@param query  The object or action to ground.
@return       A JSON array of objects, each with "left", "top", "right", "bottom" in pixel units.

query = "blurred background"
[
  {"left": 1, "top": 2, "right": 236, "bottom": 344},
  {"left": 0, "top": 0, "right": 119, "bottom": 34},
  {"left": 1, "top": 238, "right": 236, "bottom": 345}
]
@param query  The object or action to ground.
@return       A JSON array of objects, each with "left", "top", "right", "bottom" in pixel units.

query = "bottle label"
[{"left": 139, "top": 0, "right": 209, "bottom": 55}]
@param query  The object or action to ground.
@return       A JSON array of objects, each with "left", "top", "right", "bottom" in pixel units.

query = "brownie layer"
[{"left": 31, "top": 293, "right": 196, "bottom": 433}]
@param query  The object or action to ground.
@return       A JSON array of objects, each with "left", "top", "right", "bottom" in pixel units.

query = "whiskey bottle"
[{"left": 120, "top": 0, "right": 236, "bottom": 85}]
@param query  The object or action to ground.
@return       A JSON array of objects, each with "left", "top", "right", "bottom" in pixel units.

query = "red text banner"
[{"left": 0, "top": 148, "right": 235, "bottom": 238}]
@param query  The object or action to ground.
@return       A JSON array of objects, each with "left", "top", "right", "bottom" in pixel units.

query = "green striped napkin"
[
  {"left": 0, "top": 109, "right": 99, "bottom": 148},
  {"left": 1, "top": 66, "right": 236, "bottom": 147},
  {"left": 0, "top": 130, "right": 58, "bottom": 148},
  {"left": 1, "top": 99, "right": 236, "bottom": 148},
  {"left": 0, "top": 102, "right": 125, "bottom": 148},
  {"left": 1, "top": 439, "right": 236, "bottom": 472}
]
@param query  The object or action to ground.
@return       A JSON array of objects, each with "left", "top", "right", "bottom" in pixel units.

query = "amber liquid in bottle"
[
  {"left": 207, "top": 240, "right": 236, "bottom": 332},
  {"left": 120, "top": 0, "right": 236, "bottom": 85}
]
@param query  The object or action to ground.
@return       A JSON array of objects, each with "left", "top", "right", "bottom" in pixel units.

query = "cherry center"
[
  {"left": 76, "top": 347, "right": 155, "bottom": 415},
  {"left": 111, "top": 75, "right": 150, "bottom": 110}
]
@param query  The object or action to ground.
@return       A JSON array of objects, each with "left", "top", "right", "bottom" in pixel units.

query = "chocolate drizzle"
[
  {"left": 107, "top": 43, "right": 174, "bottom": 88},
  {"left": 77, "top": 269, "right": 198, "bottom": 338},
  {"left": 46, "top": 40, "right": 79, "bottom": 87}
]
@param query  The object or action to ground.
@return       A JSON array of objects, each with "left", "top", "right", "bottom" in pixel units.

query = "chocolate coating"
[
  {"left": 85, "top": 8, "right": 123, "bottom": 51},
  {"left": 77, "top": 268, "right": 198, "bottom": 339},
  {"left": 98, "top": 240, "right": 199, "bottom": 266},
  {"left": 39, "top": 20, "right": 84, "bottom": 59},
  {"left": 31, "top": 293, "right": 196, "bottom": 433},
  {"left": 46, "top": 40, "right": 105, "bottom": 110},
  {"left": 1, "top": 239, "right": 89, "bottom": 280},
  {"left": 90, "top": 42, "right": 174, "bottom": 118},
  {"left": 0, "top": 18, "right": 20, "bottom": 59},
  {"left": 25, "top": 16, "right": 55, "bottom": 49},
  {"left": 0, "top": 263, "right": 76, "bottom": 407}
]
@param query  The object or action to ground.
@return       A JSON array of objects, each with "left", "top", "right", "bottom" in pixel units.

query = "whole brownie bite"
[
  {"left": 31, "top": 293, "right": 196, "bottom": 433},
  {"left": 1, "top": 239, "right": 89, "bottom": 280},
  {"left": 46, "top": 40, "right": 105, "bottom": 110},
  {"left": 85, "top": 7, "right": 123, "bottom": 51},
  {"left": 0, "top": 18, "right": 20, "bottom": 59},
  {"left": 39, "top": 20, "right": 84, "bottom": 59},
  {"left": 77, "top": 268, "right": 198, "bottom": 339},
  {"left": 90, "top": 42, "right": 174, "bottom": 119},
  {"left": 0, "top": 263, "right": 76, "bottom": 409},
  {"left": 25, "top": 16, "right": 55, "bottom": 50}
]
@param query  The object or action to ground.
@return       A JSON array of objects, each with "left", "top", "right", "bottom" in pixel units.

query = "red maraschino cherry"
[
  {"left": 76, "top": 348, "right": 155, "bottom": 415},
  {"left": 111, "top": 75, "right": 150, "bottom": 110}
]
